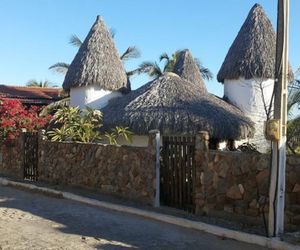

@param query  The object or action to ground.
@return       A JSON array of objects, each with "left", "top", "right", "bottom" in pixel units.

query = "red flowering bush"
[{"left": 0, "top": 98, "right": 52, "bottom": 143}]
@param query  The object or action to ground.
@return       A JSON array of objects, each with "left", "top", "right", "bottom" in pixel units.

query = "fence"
[{"left": 160, "top": 136, "right": 196, "bottom": 212}]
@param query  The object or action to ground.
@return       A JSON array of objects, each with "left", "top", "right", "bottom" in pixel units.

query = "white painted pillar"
[
  {"left": 149, "top": 130, "right": 161, "bottom": 208},
  {"left": 268, "top": 0, "right": 289, "bottom": 237}
]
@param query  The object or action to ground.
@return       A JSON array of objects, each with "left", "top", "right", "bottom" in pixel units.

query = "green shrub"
[{"left": 47, "top": 106, "right": 132, "bottom": 144}]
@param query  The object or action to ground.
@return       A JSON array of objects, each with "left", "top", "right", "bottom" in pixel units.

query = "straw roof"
[
  {"left": 173, "top": 49, "right": 207, "bottom": 93},
  {"left": 63, "top": 16, "right": 128, "bottom": 92},
  {"left": 217, "top": 4, "right": 293, "bottom": 83},
  {"left": 102, "top": 73, "right": 254, "bottom": 140}
]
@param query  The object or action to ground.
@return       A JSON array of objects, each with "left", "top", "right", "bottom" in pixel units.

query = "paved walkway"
[{"left": 0, "top": 186, "right": 268, "bottom": 250}]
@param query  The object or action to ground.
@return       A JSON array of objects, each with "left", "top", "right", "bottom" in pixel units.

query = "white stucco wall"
[
  {"left": 70, "top": 85, "right": 122, "bottom": 109},
  {"left": 116, "top": 135, "right": 150, "bottom": 147},
  {"left": 224, "top": 77, "right": 274, "bottom": 152}
]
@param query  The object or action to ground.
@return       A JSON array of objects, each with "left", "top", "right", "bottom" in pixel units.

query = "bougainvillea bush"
[{"left": 0, "top": 98, "right": 52, "bottom": 144}]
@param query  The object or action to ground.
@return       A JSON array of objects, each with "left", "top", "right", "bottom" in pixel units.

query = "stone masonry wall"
[
  {"left": 38, "top": 137, "right": 156, "bottom": 205},
  {"left": 195, "top": 146, "right": 300, "bottom": 227},
  {"left": 0, "top": 136, "right": 24, "bottom": 179}
]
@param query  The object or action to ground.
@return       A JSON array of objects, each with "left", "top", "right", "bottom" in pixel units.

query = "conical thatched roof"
[
  {"left": 173, "top": 49, "right": 207, "bottom": 93},
  {"left": 102, "top": 73, "right": 254, "bottom": 140},
  {"left": 63, "top": 16, "right": 128, "bottom": 91},
  {"left": 217, "top": 3, "right": 293, "bottom": 83}
]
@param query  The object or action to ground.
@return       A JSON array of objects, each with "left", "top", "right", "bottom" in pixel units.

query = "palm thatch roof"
[
  {"left": 102, "top": 73, "right": 254, "bottom": 140},
  {"left": 173, "top": 49, "right": 207, "bottom": 93},
  {"left": 63, "top": 16, "right": 128, "bottom": 92},
  {"left": 217, "top": 3, "right": 293, "bottom": 83}
]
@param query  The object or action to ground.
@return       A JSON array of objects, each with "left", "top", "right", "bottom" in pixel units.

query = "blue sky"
[{"left": 0, "top": 0, "right": 299, "bottom": 97}]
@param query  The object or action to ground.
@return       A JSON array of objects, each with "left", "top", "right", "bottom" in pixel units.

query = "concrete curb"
[{"left": 0, "top": 177, "right": 298, "bottom": 250}]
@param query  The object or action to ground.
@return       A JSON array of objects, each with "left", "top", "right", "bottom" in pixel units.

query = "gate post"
[
  {"left": 149, "top": 130, "right": 161, "bottom": 208},
  {"left": 194, "top": 131, "right": 209, "bottom": 215}
]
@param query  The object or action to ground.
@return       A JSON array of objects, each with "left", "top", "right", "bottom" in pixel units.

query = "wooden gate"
[
  {"left": 23, "top": 132, "right": 39, "bottom": 181},
  {"left": 160, "top": 136, "right": 196, "bottom": 212}
]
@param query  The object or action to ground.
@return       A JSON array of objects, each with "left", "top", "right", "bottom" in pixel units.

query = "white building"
[
  {"left": 217, "top": 4, "right": 293, "bottom": 153},
  {"left": 102, "top": 50, "right": 254, "bottom": 148},
  {"left": 63, "top": 15, "right": 129, "bottom": 110}
]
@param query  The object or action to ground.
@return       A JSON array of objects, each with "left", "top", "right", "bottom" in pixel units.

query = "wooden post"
[{"left": 268, "top": 0, "right": 289, "bottom": 237}]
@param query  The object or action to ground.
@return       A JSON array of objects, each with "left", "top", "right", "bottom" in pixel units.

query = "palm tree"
[
  {"left": 49, "top": 33, "right": 141, "bottom": 77},
  {"left": 137, "top": 61, "right": 163, "bottom": 78},
  {"left": 159, "top": 51, "right": 181, "bottom": 72},
  {"left": 26, "top": 80, "right": 54, "bottom": 88},
  {"left": 138, "top": 50, "right": 213, "bottom": 81}
]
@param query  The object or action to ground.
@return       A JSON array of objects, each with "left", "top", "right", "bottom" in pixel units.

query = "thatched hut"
[
  {"left": 217, "top": 3, "right": 293, "bottom": 152},
  {"left": 173, "top": 49, "right": 207, "bottom": 93},
  {"left": 102, "top": 72, "right": 254, "bottom": 147},
  {"left": 63, "top": 16, "right": 128, "bottom": 109}
]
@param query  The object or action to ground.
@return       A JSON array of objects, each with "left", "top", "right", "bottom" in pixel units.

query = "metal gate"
[
  {"left": 23, "top": 132, "right": 39, "bottom": 181},
  {"left": 160, "top": 136, "right": 196, "bottom": 212}
]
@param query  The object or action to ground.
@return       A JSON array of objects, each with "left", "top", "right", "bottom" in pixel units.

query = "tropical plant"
[
  {"left": 69, "top": 34, "right": 83, "bottom": 47},
  {"left": 287, "top": 116, "right": 300, "bottom": 154},
  {"left": 138, "top": 50, "right": 213, "bottom": 81},
  {"left": 40, "top": 97, "right": 70, "bottom": 117},
  {"left": 49, "top": 33, "right": 141, "bottom": 78},
  {"left": 138, "top": 61, "right": 163, "bottom": 78},
  {"left": 47, "top": 106, "right": 132, "bottom": 144},
  {"left": 0, "top": 99, "right": 51, "bottom": 143},
  {"left": 26, "top": 80, "right": 55, "bottom": 88}
]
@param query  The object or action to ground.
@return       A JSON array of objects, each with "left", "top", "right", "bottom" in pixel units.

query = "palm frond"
[
  {"left": 49, "top": 62, "right": 70, "bottom": 75},
  {"left": 137, "top": 61, "right": 163, "bottom": 78},
  {"left": 138, "top": 61, "right": 156, "bottom": 74},
  {"left": 288, "top": 89, "right": 300, "bottom": 114},
  {"left": 159, "top": 53, "right": 169, "bottom": 62},
  {"left": 150, "top": 62, "right": 163, "bottom": 77},
  {"left": 194, "top": 58, "right": 213, "bottom": 81},
  {"left": 120, "top": 46, "right": 141, "bottom": 61},
  {"left": 69, "top": 34, "right": 83, "bottom": 48},
  {"left": 109, "top": 28, "right": 116, "bottom": 39},
  {"left": 26, "top": 80, "right": 51, "bottom": 88},
  {"left": 162, "top": 50, "right": 182, "bottom": 72},
  {"left": 40, "top": 97, "right": 70, "bottom": 116},
  {"left": 126, "top": 68, "right": 140, "bottom": 78}
]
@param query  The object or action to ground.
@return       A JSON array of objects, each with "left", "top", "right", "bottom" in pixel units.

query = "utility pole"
[{"left": 268, "top": 0, "right": 290, "bottom": 237}]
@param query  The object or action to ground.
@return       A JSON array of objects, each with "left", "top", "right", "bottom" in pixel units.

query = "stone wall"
[
  {"left": 1, "top": 131, "right": 299, "bottom": 225},
  {"left": 286, "top": 156, "right": 300, "bottom": 225},
  {"left": 38, "top": 136, "right": 156, "bottom": 205},
  {"left": 194, "top": 135, "right": 300, "bottom": 227},
  {"left": 0, "top": 136, "right": 24, "bottom": 179}
]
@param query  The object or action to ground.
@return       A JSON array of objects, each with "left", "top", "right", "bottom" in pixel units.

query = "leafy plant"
[
  {"left": 0, "top": 99, "right": 51, "bottom": 144},
  {"left": 138, "top": 50, "right": 213, "bottom": 80},
  {"left": 47, "top": 107, "right": 132, "bottom": 145},
  {"left": 49, "top": 33, "right": 141, "bottom": 80},
  {"left": 26, "top": 80, "right": 56, "bottom": 88}
]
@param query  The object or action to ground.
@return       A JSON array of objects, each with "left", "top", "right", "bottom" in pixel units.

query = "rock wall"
[
  {"left": 195, "top": 141, "right": 300, "bottom": 227},
  {"left": 0, "top": 136, "right": 24, "bottom": 179},
  {"left": 1, "top": 131, "right": 299, "bottom": 226},
  {"left": 38, "top": 137, "right": 156, "bottom": 205}
]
